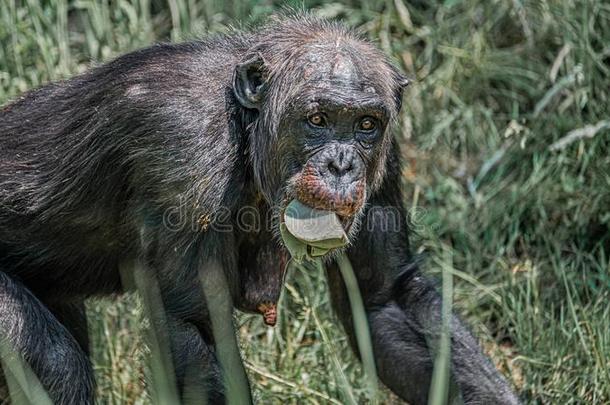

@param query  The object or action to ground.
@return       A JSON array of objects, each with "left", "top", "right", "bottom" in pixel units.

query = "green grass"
[{"left": 1, "top": 0, "right": 609, "bottom": 403}]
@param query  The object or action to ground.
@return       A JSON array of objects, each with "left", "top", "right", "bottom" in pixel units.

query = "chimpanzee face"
[
  {"left": 279, "top": 85, "right": 390, "bottom": 219},
  {"left": 233, "top": 43, "right": 407, "bottom": 224}
]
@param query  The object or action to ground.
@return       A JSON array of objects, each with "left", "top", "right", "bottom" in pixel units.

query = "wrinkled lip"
[{"left": 294, "top": 169, "right": 366, "bottom": 219}]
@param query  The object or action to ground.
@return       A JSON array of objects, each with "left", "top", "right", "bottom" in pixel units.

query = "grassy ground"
[{"left": 1, "top": 0, "right": 609, "bottom": 404}]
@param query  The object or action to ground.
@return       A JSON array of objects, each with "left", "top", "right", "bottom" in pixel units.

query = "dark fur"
[{"left": 0, "top": 14, "right": 519, "bottom": 404}]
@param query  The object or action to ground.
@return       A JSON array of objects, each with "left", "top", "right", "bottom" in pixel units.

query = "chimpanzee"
[{"left": 0, "top": 14, "right": 519, "bottom": 405}]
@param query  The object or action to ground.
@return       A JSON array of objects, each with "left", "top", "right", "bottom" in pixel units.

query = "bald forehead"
[
  {"left": 290, "top": 49, "right": 389, "bottom": 116},
  {"left": 303, "top": 46, "right": 357, "bottom": 77},
  {"left": 300, "top": 47, "right": 378, "bottom": 93},
  {"left": 330, "top": 53, "right": 359, "bottom": 82}
]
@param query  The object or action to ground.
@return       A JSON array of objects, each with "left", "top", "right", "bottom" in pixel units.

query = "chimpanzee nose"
[
  {"left": 321, "top": 146, "right": 361, "bottom": 181},
  {"left": 327, "top": 155, "right": 353, "bottom": 177}
]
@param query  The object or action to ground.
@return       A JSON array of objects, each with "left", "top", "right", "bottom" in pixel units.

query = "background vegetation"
[{"left": 1, "top": 0, "right": 608, "bottom": 403}]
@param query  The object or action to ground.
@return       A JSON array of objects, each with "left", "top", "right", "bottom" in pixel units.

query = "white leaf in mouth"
[{"left": 283, "top": 199, "right": 347, "bottom": 244}]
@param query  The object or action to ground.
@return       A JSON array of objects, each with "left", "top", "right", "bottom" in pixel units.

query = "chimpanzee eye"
[
  {"left": 307, "top": 113, "right": 327, "bottom": 128},
  {"left": 358, "top": 117, "right": 376, "bottom": 131}
]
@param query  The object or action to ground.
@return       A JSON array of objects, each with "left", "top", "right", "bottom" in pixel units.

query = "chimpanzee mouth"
[
  {"left": 293, "top": 164, "right": 366, "bottom": 220},
  {"left": 281, "top": 198, "right": 350, "bottom": 255}
]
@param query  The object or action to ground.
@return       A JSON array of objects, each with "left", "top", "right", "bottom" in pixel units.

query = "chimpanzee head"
[{"left": 233, "top": 16, "right": 409, "bottom": 232}]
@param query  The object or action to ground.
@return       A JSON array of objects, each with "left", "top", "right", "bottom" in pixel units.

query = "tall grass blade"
[
  {"left": 128, "top": 261, "right": 181, "bottom": 405},
  {"left": 0, "top": 339, "right": 53, "bottom": 405},
  {"left": 428, "top": 249, "right": 454, "bottom": 405},
  {"left": 334, "top": 253, "right": 379, "bottom": 403},
  {"left": 199, "top": 260, "right": 251, "bottom": 405}
]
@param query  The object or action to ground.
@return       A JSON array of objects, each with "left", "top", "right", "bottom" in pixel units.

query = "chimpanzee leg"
[
  {"left": 138, "top": 228, "right": 251, "bottom": 405},
  {"left": 159, "top": 275, "right": 252, "bottom": 405},
  {"left": 135, "top": 266, "right": 227, "bottom": 403},
  {"left": 0, "top": 271, "right": 94, "bottom": 404}
]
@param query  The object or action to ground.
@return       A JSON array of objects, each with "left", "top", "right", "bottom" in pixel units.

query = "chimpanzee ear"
[
  {"left": 233, "top": 54, "right": 268, "bottom": 109},
  {"left": 392, "top": 69, "right": 411, "bottom": 111}
]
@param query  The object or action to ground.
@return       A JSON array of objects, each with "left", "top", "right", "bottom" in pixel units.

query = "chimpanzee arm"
[
  {"left": 134, "top": 222, "right": 252, "bottom": 405},
  {"left": 326, "top": 149, "right": 519, "bottom": 405}
]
